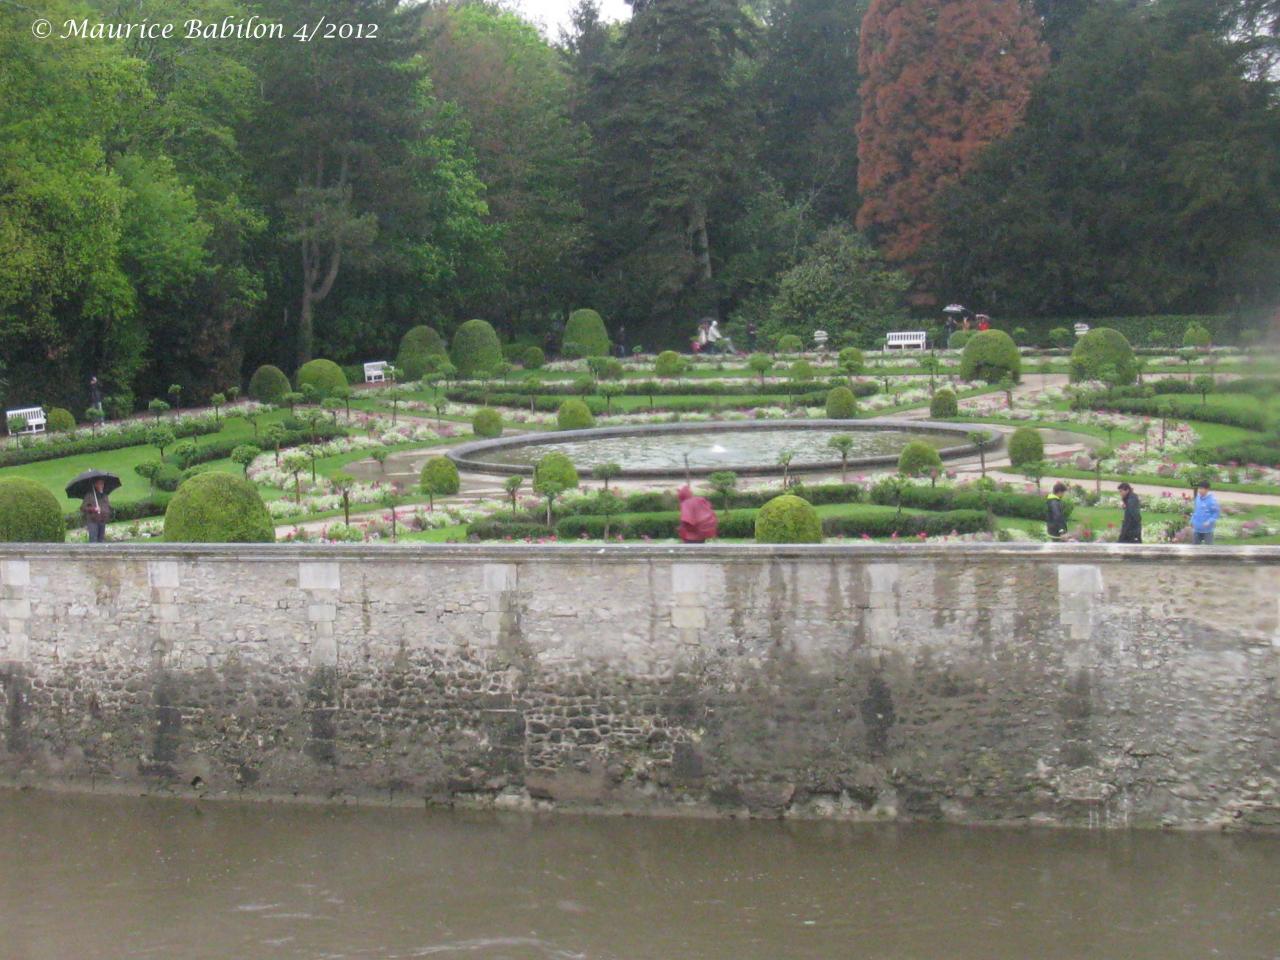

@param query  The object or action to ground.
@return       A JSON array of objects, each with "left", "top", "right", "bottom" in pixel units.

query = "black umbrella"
[{"left": 65, "top": 469, "right": 121, "bottom": 500}]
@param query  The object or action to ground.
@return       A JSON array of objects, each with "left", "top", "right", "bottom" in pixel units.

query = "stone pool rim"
[{"left": 445, "top": 418, "right": 1003, "bottom": 478}]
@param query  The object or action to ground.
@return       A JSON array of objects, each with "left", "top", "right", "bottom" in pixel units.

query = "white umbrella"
[{"left": 942, "top": 303, "right": 968, "bottom": 314}]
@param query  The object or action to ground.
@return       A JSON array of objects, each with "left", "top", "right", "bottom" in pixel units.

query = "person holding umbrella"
[{"left": 66, "top": 469, "right": 120, "bottom": 543}]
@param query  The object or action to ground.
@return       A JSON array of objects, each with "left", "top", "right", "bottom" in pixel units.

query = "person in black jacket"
[
  {"left": 1046, "top": 482, "right": 1069, "bottom": 540},
  {"left": 1117, "top": 482, "right": 1142, "bottom": 543}
]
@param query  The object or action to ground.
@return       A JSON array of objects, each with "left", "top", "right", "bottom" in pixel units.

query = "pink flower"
[{"left": 861, "top": 533, "right": 871, "bottom": 540}]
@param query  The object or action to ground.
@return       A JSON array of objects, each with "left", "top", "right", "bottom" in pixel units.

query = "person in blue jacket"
[{"left": 1190, "top": 480, "right": 1220, "bottom": 545}]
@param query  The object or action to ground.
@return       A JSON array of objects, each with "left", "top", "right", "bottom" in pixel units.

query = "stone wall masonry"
[{"left": 0, "top": 543, "right": 1276, "bottom": 829}]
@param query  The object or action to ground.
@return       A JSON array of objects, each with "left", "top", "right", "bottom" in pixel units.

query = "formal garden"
[{"left": 2, "top": 314, "right": 1278, "bottom": 548}]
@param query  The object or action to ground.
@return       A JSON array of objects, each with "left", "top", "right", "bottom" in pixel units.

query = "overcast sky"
[{"left": 512, "top": 0, "right": 632, "bottom": 38}]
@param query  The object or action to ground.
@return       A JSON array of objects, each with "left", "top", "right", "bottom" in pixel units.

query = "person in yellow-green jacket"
[{"left": 1046, "top": 482, "right": 1068, "bottom": 540}]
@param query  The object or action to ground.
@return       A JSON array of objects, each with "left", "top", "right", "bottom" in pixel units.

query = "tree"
[
  {"left": 857, "top": 0, "right": 1048, "bottom": 282},
  {"left": 504, "top": 475, "right": 525, "bottom": 512},
  {"left": 210, "top": 392, "right": 226, "bottom": 424},
  {"left": 148, "top": 399, "right": 171, "bottom": 420},
  {"left": 147, "top": 424, "right": 175, "bottom": 459},
  {"left": 282, "top": 452, "right": 308, "bottom": 504},
  {"left": 967, "top": 430, "right": 992, "bottom": 478},
  {"left": 231, "top": 444, "right": 260, "bottom": 478},
  {"left": 592, "top": 462, "right": 622, "bottom": 492},
  {"left": 1193, "top": 374, "right": 1216, "bottom": 405},
  {"left": 707, "top": 470, "right": 738, "bottom": 510},
  {"left": 167, "top": 383, "right": 183, "bottom": 411},
  {"left": 264, "top": 423, "right": 288, "bottom": 466},
  {"left": 827, "top": 435, "right": 856, "bottom": 483},
  {"left": 330, "top": 471, "right": 356, "bottom": 524},
  {"left": 534, "top": 452, "right": 579, "bottom": 526},
  {"left": 899, "top": 440, "right": 943, "bottom": 486},
  {"left": 420, "top": 457, "right": 460, "bottom": 511}
]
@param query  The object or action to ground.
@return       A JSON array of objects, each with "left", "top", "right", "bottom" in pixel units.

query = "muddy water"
[{"left": 1, "top": 791, "right": 1275, "bottom": 960}]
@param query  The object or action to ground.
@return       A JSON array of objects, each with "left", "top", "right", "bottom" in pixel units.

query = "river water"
[{"left": 1, "top": 791, "right": 1276, "bottom": 960}]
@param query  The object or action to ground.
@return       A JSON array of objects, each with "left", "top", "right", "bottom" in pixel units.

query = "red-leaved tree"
[{"left": 856, "top": 0, "right": 1048, "bottom": 287}]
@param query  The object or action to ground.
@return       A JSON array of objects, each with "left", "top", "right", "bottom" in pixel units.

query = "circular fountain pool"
[{"left": 447, "top": 419, "right": 995, "bottom": 478}]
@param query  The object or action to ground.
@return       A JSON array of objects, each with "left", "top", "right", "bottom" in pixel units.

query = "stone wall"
[{"left": 0, "top": 543, "right": 1276, "bottom": 828}]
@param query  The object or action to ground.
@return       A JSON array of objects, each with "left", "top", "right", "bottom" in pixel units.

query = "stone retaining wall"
[{"left": 0, "top": 543, "right": 1276, "bottom": 828}]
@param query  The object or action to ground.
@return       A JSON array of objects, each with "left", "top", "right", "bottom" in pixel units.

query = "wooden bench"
[
  {"left": 886, "top": 331, "right": 928, "bottom": 350},
  {"left": 364, "top": 361, "right": 390, "bottom": 384},
  {"left": 6, "top": 406, "right": 46, "bottom": 435}
]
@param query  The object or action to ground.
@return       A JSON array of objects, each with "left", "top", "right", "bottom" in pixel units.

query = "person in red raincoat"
[{"left": 677, "top": 484, "right": 718, "bottom": 543}]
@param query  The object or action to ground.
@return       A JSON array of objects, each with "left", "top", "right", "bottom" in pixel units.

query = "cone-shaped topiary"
[
  {"left": 0, "top": 477, "right": 65, "bottom": 542},
  {"left": 295, "top": 359, "right": 348, "bottom": 398},
  {"left": 472, "top": 407, "right": 503, "bottom": 438},
  {"left": 420, "top": 456, "right": 460, "bottom": 501},
  {"left": 898, "top": 440, "right": 943, "bottom": 477},
  {"left": 450, "top": 319, "right": 503, "bottom": 377},
  {"left": 163, "top": 472, "right": 274, "bottom": 543},
  {"left": 755, "top": 494, "right": 822, "bottom": 543},
  {"left": 396, "top": 325, "right": 448, "bottom": 380},
  {"left": 960, "top": 329, "right": 1021, "bottom": 384},
  {"left": 1007, "top": 427, "right": 1044, "bottom": 466},
  {"left": 929, "top": 388, "right": 958, "bottom": 418},
  {"left": 557, "top": 398, "right": 595, "bottom": 430},
  {"left": 1070, "top": 327, "right": 1136, "bottom": 386},
  {"left": 249, "top": 364, "right": 290, "bottom": 403},
  {"left": 826, "top": 386, "right": 858, "bottom": 419},
  {"left": 562, "top": 309, "right": 610, "bottom": 359}
]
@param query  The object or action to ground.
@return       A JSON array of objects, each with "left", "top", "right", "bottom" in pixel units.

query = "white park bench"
[
  {"left": 6, "top": 406, "right": 46, "bottom": 435},
  {"left": 364, "top": 361, "right": 390, "bottom": 384},
  {"left": 886, "top": 330, "right": 928, "bottom": 350},
  {"left": 1074, "top": 322, "right": 1090, "bottom": 337}
]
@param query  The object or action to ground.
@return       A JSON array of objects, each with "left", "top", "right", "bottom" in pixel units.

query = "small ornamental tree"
[
  {"left": 747, "top": 353, "right": 774, "bottom": 384},
  {"left": 503, "top": 475, "right": 524, "bottom": 511},
  {"left": 148, "top": 398, "right": 170, "bottom": 420},
  {"left": 330, "top": 471, "right": 356, "bottom": 524},
  {"left": 898, "top": 440, "right": 943, "bottom": 486},
  {"left": 472, "top": 408, "right": 503, "bottom": 438},
  {"left": 827, "top": 435, "right": 856, "bottom": 483},
  {"left": 599, "top": 383, "right": 623, "bottom": 415},
  {"left": 147, "top": 423, "right": 175, "bottom": 459},
  {"left": 135, "top": 460, "right": 163, "bottom": 492},
  {"left": 826, "top": 386, "right": 858, "bottom": 419},
  {"left": 755, "top": 494, "right": 822, "bottom": 543},
  {"left": 1049, "top": 327, "right": 1073, "bottom": 350},
  {"left": 960, "top": 330, "right": 1021, "bottom": 384},
  {"left": 967, "top": 430, "right": 993, "bottom": 477},
  {"left": 1183, "top": 322, "right": 1211, "bottom": 350},
  {"left": 776, "top": 333, "right": 803, "bottom": 354},
  {"left": 707, "top": 470, "right": 738, "bottom": 510},
  {"left": 450, "top": 319, "right": 503, "bottom": 377},
  {"left": 0, "top": 477, "right": 65, "bottom": 542},
  {"left": 209, "top": 393, "right": 226, "bottom": 424},
  {"left": 1192, "top": 374, "right": 1215, "bottom": 405},
  {"left": 557, "top": 398, "right": 595, "bottom": 430},
  {"left": 930, "top": 388, "right": 958, "bottom": 418},
  {"left": 592, "top": 462, "right": 622, "bottom": 493},
  {"left": 655, "top": 350, "right": 686, "bottom": 379},
  {"left": 838, "top": 347, "right": 865, "bottom": 380},
  {"left": 264, "top": 423, "right": 287, "bottom": 465},
  {"left": 163, "top": 473, "right": 273, "bottom": 543},
  {"left": 420, "top": 456, "right": 460, "bottom": 511},
  {"left": 282, "top": 452, "right": 308, "bottom": 504},
  {"left": 231, "top": 444, "right": 260, "bottom": 477},
  {"left": 1007, "top": 427, "right": 1044, "bottom": 467},
  {"left": 168, "top": 383, "right": 182, "bottom": 411},
  {"left": 562, "top": 308, "right": 611, "bottom": 358},
  {"left": 534, "top": 452, "right": 579, "bottom": 526},
  {"left": 249, "top": 364, "right": 290, "bottom": 403},
  {"left": 1070, "top": 328, "right": 1137, "bottom": 386}
]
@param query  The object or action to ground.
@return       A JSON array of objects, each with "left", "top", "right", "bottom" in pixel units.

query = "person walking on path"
[
  {"left": 1046, "top": 482, "right": 1069, "bottom": 540},
  {"left": 677, "top": 484, "right": 718, "bottom": 543},
  {"left": 81, "top": 477, "right": 112, "bottom": 543},
  {"left": 1118, "top": 482, "right": 1142, "bottom": 543},
  {"left": 1190, "top": 480, "right": 1220, "bottom": 544}
]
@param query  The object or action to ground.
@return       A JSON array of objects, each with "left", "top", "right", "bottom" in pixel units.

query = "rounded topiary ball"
[
  {"left": 755, "top": 494, "right": 822, "bottom": 544},
  {"left": 776, "top": 334, "right": 803, "bottom": 354},
  {"left": 557, "top": 398, "right": 595, "bottom": 430},
  {"left": 450, "top": 319, "right": 503, "bottom": 378},
  {"left": 1007, "top": 427, "right": 1045, "bottom": 467},
  {"left": 248, "top": 364, "right": 291, "bottom": 403},
  {"left": 1070, "top": 327, "right": 1136, "bottom": 386},
  {"left": 472, "top": 407, "right": 503, "bottom": 438},
  {"left": 654, "top": 350, "right": 685, "bottom": 378},
  {"left": 420, "top": 456, "right": 460, "bottom": 498},
  {"left": 0, "top": 477, "right": 65, "bottom": 542},
  {"left": 562, "top": 308, "right": 610, "bottom": 359},
  {"left": 396, "top": 325, "right": 448, "bottom": 380},
  {"left": 826, "top": 386, "right": 858, "bottom": 419},
  {"left": 46, "top": 407, "right": 76, "bottom": 432},
  {"left": 523, "top": 345, "right": 545, "bottom": 369},
  {"left": 295, "top": 359, "right": 348, "bottom": 398},
  {"left": 948, "top": 330, "right": 972, "bottom": 350},
  {"left": 898, "top": 440, "right": 943, "bottom": 478},
  {"left": 163, "top": 472, "right": 274, "bottom": 543},
  {"left": 929, "top": 388, "right": 958, "bottom": 418},
  {"left": 960, "top": 330, "right": 1021, "bottom": 384}
]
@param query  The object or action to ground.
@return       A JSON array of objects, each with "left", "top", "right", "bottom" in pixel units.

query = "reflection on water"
[
  {"left": 481, "top": 428, "right": 958, "bottom": 471},
  {"left": 0, "top": 791, "right": 1276, "bottom": 960}
]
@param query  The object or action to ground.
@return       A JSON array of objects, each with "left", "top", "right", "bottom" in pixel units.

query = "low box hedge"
[{"left": 0, "top": 417, "right": 221, "bottom": 469}]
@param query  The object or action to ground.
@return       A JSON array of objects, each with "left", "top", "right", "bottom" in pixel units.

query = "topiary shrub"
[
  {"left": 0, "top": 477, "right": 64, "bottom": 542},
  {"left": 1007, "top": 427, "right": 1044, "bottom": 467},
  {"left": 395, "top": 325, "right": 448, "bottom": 380},
  {"left": 562, "top": 308, "right": 610, "bottom": 359},
  {"left": 1183, "top": 322, "right": 1211, "bottom": 350},
  {"left": 419, "top": 456, "right": 460, "bottom": 505},
  {"left": 838, "top": 346, "right": 865, "bottom": 375},
  {"left": 654, "top": 350, "right": 686, "bottom": 378},
  {"left": 960, "top": 330, "right": 1021, "bottom": 384},
  {"left": 534, "top": 451, "right": 579, "bottom": 490},
  {"left": 1049, "top": 327, "right": 1073, "bottom": 349},
  {"left": 948, "top": 330, "right": 972, "bottom": 350},
  {"left": 46, "top": 407, "right": 76, "bottom": 432},
  {"left": 930, "top": 388, "right": 959, "bottom": 418},
  {"left": 557, "top": 398, "right": 595, "bottom": 430},
  {"left": 295, "top": 358, "right": 348, "bottom": 398},
  {"left": 451, "top": 319, "right": 503, "bottom": 377},
  {"left": 1012, "top": 326, "right": 1031, "bottom": 347},
  {"left": 162, "top": 472, "right": 273, "bottom": 543},
  {"left": 523, "top": 345, "right": 545, "bottom": 369},
  {"left": 825, "top": 386, "right": 858, "bottom": 419},
  {"left": 755, "top": 494, "right": 822, "bottom": 543},
  {"left": 472, "top": 407, "right": 503, "bottom": 438},
  {"left": 249, "top": 364, "right": 290, "bottom": 403},
  {"left": 776, "top": 334, "right": 803, "bottom": 354},
  {"left": 898, "top": 440, "right": 943, "bottom": 478},
  {"left": 1070, "top": 327, "right": 1137, "bottom": 386}
]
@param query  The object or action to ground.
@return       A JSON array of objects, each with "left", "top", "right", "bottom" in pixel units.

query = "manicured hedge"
[
  {"left": 249, "top": 364, "right": 290, "bottom": 403},
  {"left": 163, "top": 472, "right": 274, "bottom": 543},
  {"left": 867, "top": 483, "right": 1069, "bottom": 521},
  {"left": 0, "top": 418, "right": 221, "bottom": 469},
  {"left": 450, "top": 379, "right": 877, "bottom": 399},
  {"left": 168, "top": 420, "right": 345, "bottom": 470},
  {"left": 755, "top": 495, "right": 822, "bottom": 543},
  {"left": 295, "top": 359, "right": 348, "bottom": 398},
  {"left": 1086, "top": 394, "right": 1269, "bottom": 431},
  {"left": 821, "top": 509, "right": 990, "bottom": 537},
  {"left": 63, "top": 496, "right": 169, "bottom": 529},
  {"left": 999, "top": 315, "right": 1243, "bottom": 348},
  {"left": 0, "top": 477, "right": 65, "bottom": 542}
]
